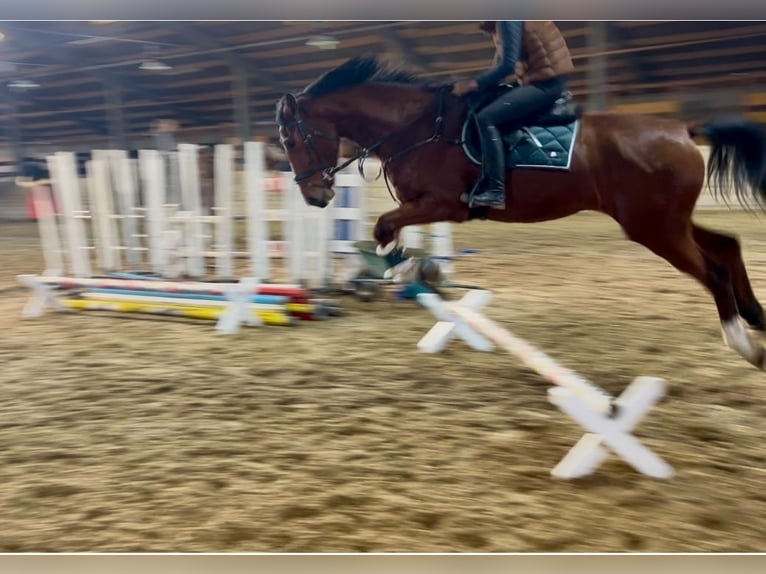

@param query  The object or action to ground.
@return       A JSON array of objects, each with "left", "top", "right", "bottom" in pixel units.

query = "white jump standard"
[{"left": 417, "top": 290, "right": 675, "bottom": 480}]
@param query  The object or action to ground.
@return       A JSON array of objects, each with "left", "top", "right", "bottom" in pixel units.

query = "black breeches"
[{"left": 475, "top": 76, "right": 566, "bottom": 130}]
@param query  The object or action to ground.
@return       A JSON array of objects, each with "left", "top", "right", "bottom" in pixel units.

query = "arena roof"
[{"left": 1, "top": 21, "right": 765, "bottom": 146}]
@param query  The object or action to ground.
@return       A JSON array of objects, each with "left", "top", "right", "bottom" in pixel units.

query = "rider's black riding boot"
[{"left": 470, "top": 124, "right": 506, "bottom": 210}]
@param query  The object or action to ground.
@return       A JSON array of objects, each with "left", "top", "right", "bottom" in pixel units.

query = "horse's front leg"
[{"left": 374, "top": 200, "right": 463, "bottom": 255}]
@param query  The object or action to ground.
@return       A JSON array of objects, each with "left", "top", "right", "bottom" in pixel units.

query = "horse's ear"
[
  {"left": 276, "top": 93, "right": 300, "bottom": 125},
  {"left": 282, "top": 93, "right": 298, "bottom": 116}
]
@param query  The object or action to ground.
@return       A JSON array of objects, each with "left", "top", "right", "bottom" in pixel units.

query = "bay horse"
[{"left": 276, "top": 55, "right": 766, "bottom": 370}]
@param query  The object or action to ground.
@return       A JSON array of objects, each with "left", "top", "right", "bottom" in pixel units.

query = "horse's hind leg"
[
  {"left": 626, "top": 223, "right": 766, "bottom": 369},
  {"left": 692, "top": 224, "right": 765, "bottom": 330}
]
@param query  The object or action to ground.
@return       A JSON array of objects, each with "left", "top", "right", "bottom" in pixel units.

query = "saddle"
[
  {"left": 466, "top": 83, "right": 579, "bottom": 131},
  {"left": 460, "top": 84, "right": 582, "bottom": 170}
]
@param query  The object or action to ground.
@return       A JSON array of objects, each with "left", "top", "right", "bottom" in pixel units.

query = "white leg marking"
[{"left": 722, "top": 317, "right": 764, "bottom": 367}]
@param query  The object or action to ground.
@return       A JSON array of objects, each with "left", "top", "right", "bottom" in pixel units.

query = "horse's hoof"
[
  {"left": 740, "top": 306, "right": 766, "bottom": 332},
  {"left": 376, "top": 240, "right": 399, "bottom": 256}
]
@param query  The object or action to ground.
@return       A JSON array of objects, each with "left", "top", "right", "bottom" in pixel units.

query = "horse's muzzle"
[
  {"left": 307, "top": 196, "right": 329, "bottom": 208},
  {"left": 304, "top": 184, "right": 334, "bottom": 208}
]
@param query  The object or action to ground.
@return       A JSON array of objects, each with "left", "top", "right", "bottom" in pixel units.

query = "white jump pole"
[
  {"left": 430, "top": 221, "right": 454, "bottom": 278},
  {"left": 30, "top": 184, "right": 65, "bottom": 276},
  {"left": 401, "top": 222, "right": 455, "bottom": 279},
  {"left": 401, "top": 225, "right": 423, "bottom": 249},
  {"left": 290, "top": 171, "right": 335, "bottom": 288},
  {"left": 85, "top": 154, "right": 121, "bottom": 272},
  {"left": 138, "top": 149, "right": 168, "bottom": 275},
  {"left": 177, "top": 143, "right": 206, "bottom": 278},
  {"left": 213, "top": 144, "right": 235, "bottom": 278},
  {"left": 107, "top": 149, "right": 143, "bottom": 269},
  {"left": 46, "top": 151, "right": 91, "bottom": 278},
  {"left": 283, "top": 172, "right": 307, "bottom": 284},
  {"left": 244, "top": 141, "right": 270, "bottom": 281},
  {"left": 329, "top": 167, "right": 367, "bottom": 285},
  {"left": 17, "top": 274, "right": 264, "bottom": 335},
  {"left": 417, "top": 290, "right": 674, "bottom": 480}
]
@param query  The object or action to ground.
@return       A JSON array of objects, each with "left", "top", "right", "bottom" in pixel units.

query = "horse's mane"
[
  {"left": 301, "top": 55, "right": 437, "bottom": 99},
  {"left": 276, "top": 55, "right": 445, "bottom": 126}
]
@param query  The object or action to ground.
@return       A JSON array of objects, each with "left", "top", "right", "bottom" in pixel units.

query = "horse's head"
[
  {"left": 276, "top": 92, "right": 340, "bottom": 208},
  {"left": 276, "top": 55, "right": 442, "bottom": 208}
]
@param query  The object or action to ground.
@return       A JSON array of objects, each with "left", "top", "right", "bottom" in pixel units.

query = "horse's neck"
[{"left": 320, "top": 87, "right": 437, "bottom": 155}]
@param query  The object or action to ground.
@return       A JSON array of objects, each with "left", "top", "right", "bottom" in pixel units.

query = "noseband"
[{"left": 280, "top": 115, "right": 340, "bottom": 188}]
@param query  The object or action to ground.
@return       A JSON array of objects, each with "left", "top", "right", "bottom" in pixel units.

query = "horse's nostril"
[{"left": 307, "top": 196, "right": 328, "bottom": 208}]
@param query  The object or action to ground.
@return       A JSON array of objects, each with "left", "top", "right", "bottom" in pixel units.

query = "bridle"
[
  {"left": 280, "top": 112, "right": 341, "bottom": 187},
  {"left": 278, "top": 87, "right": 462, "bottom": 202}
]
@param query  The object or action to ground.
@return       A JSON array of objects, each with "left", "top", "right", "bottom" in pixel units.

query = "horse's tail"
[{"left": 689, "top": 117, "right": 766, "bottom": 209}]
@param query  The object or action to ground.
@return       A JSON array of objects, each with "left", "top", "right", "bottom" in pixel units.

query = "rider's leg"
[{"left": 471, "top": 78, "right": 567, "bottom": 209}]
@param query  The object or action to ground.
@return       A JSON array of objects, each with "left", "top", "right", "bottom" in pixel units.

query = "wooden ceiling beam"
[
  {"left": 622, "top": 22, "right": 766, "bottom": 48},
  {"left": 644, "top": 42, "right": 766, "bottom": 63},
  {"left": 13, "top": 88, "right": 280, "bottom": 118},
  {"left": 240, "top": 34, "right": 383, "bottom": 60},
  {"left": 397, "top": 22, "right": 487, "bottom": 39},
  {"left": 571, "top": 69, "right": 766, "bottom": 96},
  {"left": 267, "top": 57, "right": 356, "bottom": 75},
  {"left": 376, "top": 28, "right": 432, "bottom": 71},
  {"left": 221, "top": 21, "right": 406, "bottom": 46},
  {"left": 217, "top": 23, "right": 323, "bottom": 46},
  {"left": 416, "top": 27, "right": 588, "bottom": 57},
  {"left": 645, "top": 58, "right": 766, "bottom": 78},
  {"left": 612, "top": 21, "right": 672, "bottom": 28},
  {"left": 171, "top": 22, "right": 292, "bottom": 93},
  {"left": 745, "top": 93, "right": 766, "bottom": 106},
  {"left": 606, "top": 22, "right": 658, "bottom": 86},
  {"left": 28, "top": 76, "right": 102, "bottom": 90},
  {"left": 4, "top": 23, "right": 209, "bottom": 128},
  {"left": 417, "top": 40, "right": 494, "bottom": 56}
]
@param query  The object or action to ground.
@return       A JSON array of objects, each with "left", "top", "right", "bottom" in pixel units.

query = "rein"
[{"left": 286, "top": 86, "right": 463, "bottom": 204}]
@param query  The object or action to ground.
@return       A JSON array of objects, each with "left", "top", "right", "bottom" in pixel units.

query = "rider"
[{"left": 452, "top": 21, "right": 575, "bottom": 210}]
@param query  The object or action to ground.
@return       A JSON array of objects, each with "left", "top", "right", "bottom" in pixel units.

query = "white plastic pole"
[
  {"left": 47, "top": 152, "right": 91, "bottom": 277},
  {"left": 138, "top": 149, "right": 168, "bottom": 275},
  {"left": 214, "top": 144, "right": 235, "bottom": 278},
  {"left": 31, "top": 184, "right": 65, "bottom": 276},
  {"left": 177, "top": 143, "right": 206, "bottom": 278},
  {"left": 244, "top": 141, "right": 270, "bottom": 280},
  {"left": 85, "top": 156, "right": 120, "bottom": 272}
]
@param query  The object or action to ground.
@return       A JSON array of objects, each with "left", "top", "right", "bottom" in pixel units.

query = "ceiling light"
[
  {"left": 139, "top": 59, "right": 172, "bottom": 71},
  {"left": 305, "top": 34, "right": 339, "bottom": 49},
  {"left": 89, "top": 21, "right": 119, "bottom": 24},
  {"left": 8, "top": 79, "right": 40, "bottom": 89}
]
